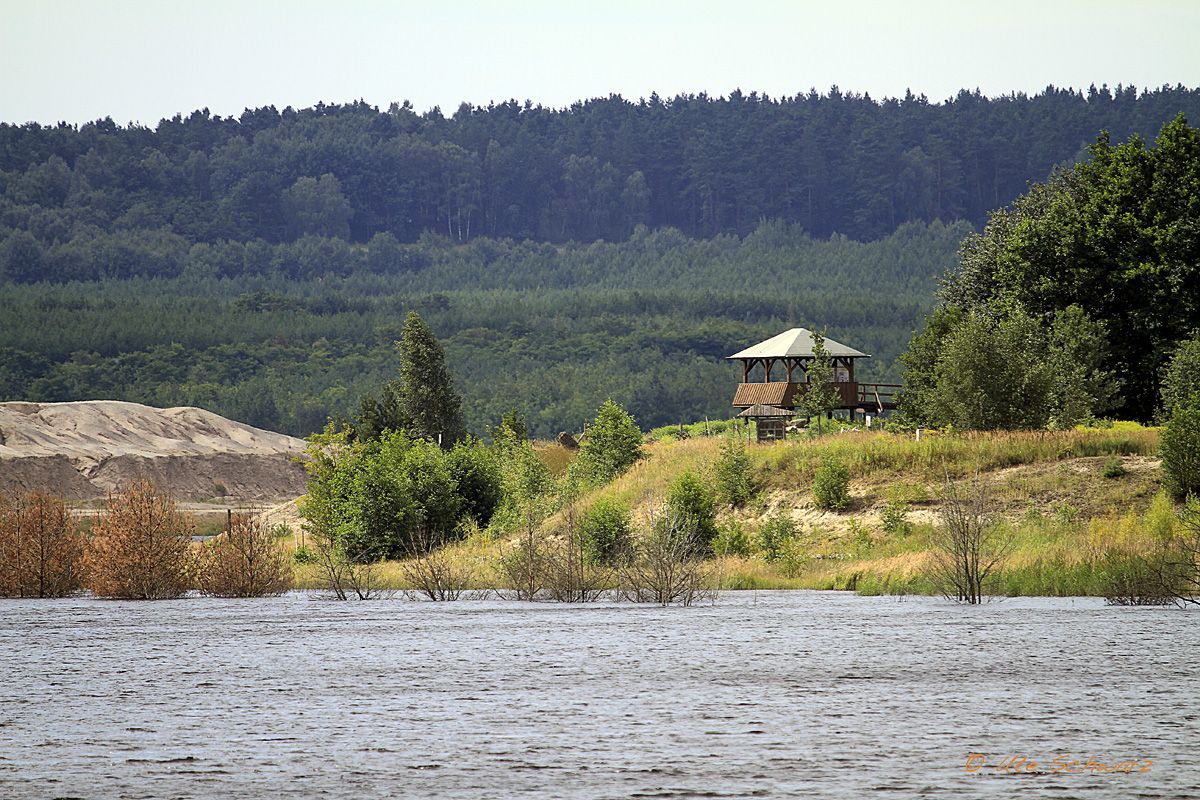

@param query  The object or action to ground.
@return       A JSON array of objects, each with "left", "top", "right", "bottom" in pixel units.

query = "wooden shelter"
[
  {"left": 737, "top": 403, "right": 793, "bottom": 442},
  {"left": 728, "top": 328, "right": 899, "bottom": 418}
]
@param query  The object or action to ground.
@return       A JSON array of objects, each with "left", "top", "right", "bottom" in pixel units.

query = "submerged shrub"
[
  {"left": 85, "top": 481, "right": 194, "bottom": 600},
  {"left": 197, "top": 513, "right": 293, "bottom": 597},
  {"left": 0, "top": 491, "right": 84, "bottom": 598},
  {"left": 812, "top": 458, "right": 850, "bottom": 510}
]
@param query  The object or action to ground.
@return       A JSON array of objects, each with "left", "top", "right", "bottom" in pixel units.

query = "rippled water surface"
[{"left": 1, "top": 592, "right": 1197, "bottom": 799}]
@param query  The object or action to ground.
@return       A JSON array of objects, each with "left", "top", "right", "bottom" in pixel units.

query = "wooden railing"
[
  {"left": 733, "top": 381, "right": 901, "bottom": 411},
  {"left": 856, "top": 383, "right": 901, "bottom": 412}
]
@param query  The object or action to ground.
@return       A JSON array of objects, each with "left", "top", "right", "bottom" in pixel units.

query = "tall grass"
[{"left": 757, "top": 427, "right": 1158, "bottom": 486}]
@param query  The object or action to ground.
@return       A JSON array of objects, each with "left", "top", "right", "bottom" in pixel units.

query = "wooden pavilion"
[{"left": 727, "top": 328, "right": 899, "bottom": 419}]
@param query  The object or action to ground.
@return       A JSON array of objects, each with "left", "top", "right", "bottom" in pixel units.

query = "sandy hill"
[{"left": 0, "top": 401, "right": 308, "bottom": 501}]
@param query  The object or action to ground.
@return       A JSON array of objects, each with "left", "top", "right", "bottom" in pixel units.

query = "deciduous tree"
[{"left": 85, "top": 482, "right": 195, "bottom": 600}]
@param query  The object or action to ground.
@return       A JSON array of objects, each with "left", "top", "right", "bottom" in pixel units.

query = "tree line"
[{"left": 2, "top": 85, "right": 1199, "bottom": 283}]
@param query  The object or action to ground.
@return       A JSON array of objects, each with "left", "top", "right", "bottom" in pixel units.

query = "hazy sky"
[{"left": 2, "top": 0, "right": 1198, "bottom": 125}]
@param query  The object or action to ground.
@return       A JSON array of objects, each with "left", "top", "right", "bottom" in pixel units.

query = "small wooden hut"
[{"left": 737, "top": 403, "right": 793, "bottom": 442}]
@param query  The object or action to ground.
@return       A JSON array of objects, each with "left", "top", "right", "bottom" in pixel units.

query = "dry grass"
[{"left": 534, "top": 442, "right": 577, "bottom": 476}]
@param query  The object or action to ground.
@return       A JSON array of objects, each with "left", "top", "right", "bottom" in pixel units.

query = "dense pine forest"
[
  {"left": 3, "top": 85, "right": 1199, "bottom": 435},
  {"left": 0, "top": 221, "right": 964, "bottom": 436}
]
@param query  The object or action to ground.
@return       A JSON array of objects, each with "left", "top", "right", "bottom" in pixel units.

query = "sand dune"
[{"left": 0, "top": 401, "right": 307, "bottom": 501}]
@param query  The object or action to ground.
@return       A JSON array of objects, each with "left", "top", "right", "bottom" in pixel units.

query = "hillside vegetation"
[
  {"left": 0, "top": 221, "right": 964, "bottom": 437},
  {"left": 288, "top": 425, "right": 1171, "bottom": 597}
]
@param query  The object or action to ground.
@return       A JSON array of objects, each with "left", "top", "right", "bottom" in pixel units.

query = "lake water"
[{"left": 1, "top": 592, "right": 1197, "bottom": 799}]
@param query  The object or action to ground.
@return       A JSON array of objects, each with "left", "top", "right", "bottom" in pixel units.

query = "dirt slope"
[{"left": 0, "top": 401, "right": 307, "bottom": 501}]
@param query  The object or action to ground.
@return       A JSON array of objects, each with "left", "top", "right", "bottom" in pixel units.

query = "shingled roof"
[
  {"left": 727, "top": 328, "right": 869, "bottom": 360},
  {"left": 736, "top": 403, "right": 794, "bottom": 418}
]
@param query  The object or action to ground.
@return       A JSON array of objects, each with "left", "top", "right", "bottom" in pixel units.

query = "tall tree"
[
  {"left": 801, "top": 329, "right": 840, "bottom": 433},
  {"left": 935, "top": 115, "right": 1200, "bottom": 420},
  {"left": 396, "top": 311, "right": 466, "bottom": 447}
]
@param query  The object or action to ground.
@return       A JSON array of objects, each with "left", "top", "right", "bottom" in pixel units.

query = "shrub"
[
  {"left": 196, "top": 513, "right": 294, "bottom": 597},
  {"left": 0, "top": 491, "right": 84, "bottom": 598},
  {"left": 812, "top": 458, "right": 850, "bottom": 510},
  {"left": 572, "top": 399, "right": 644, "bottom": 484},
  {"left": 619, "top": 506, "right": 711, "bottom": 606},
  {"left": 1161, "top": 330, "right": 1200, "bottom": 415},
  {"left": 1101, "top": 456, "right": 1127, "bottom": 479},
  {"left": 665, "top": 470, "right": 718, "bottom": 552},
  {"left": 756, "top": 513, "right": 798, "bottom": 563},
  {"left": 714, "top": 437, "right": 755, "bottom": 507},
  {"left": 712, "top": 519, "right": 751, "bottom": 557},
  {"left": 85, "top": 481, "right": 194, "bottom": 600},
  {"left": 880, "top": 499, "right": 912, "bottom": 535},
  {"left": 578, "top": 499, "right": 633, "bottom": 566},
  {"left": 447, "top": 438, "right": 502, "bottom": 526},
  {"left": 1162, "top": 398, "right": 1200, "bottom": 500}
]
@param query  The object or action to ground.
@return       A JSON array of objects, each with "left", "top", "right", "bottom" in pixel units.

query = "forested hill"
[
  {"left": 0, "top": 222, "right": 966, "bottom": 437},
  {"left": 2, "top": 85, "right": 1199, "bottom": 281}
]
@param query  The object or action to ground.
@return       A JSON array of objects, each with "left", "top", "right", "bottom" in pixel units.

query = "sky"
[{"left": 2, "top": 0, "right": 1198, "bottom": 125}]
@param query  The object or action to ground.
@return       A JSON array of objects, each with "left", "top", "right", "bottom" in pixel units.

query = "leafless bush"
[
  {"left": 85, "top": 481, "right": 195, "bottom": 600},
  {"left": 619, "top": 506, "right": 713, "bottom": 606},
  {"left": 497, "top": 510, "right": 547, "bottom": 601},
  {"left": 304, "top": 519, "right": 390, "bottom": 600},
  {"left": 402, "top": 524, "right": 470, "bottom": 601},
  {"left": 542, "top": 507, "right": 612, "bottom": 603},
  {"left": 1157, "top": 498, "right": 1200, "bottom": 606},
  {"left": 0, "top": 491, "right": 84, "bottom": 598},
  {"left": 927, "top": 471, "right": 1012, "bottom": 604},
  {"left": 196, "top": 513, "right": 293, "bottom": 597}
]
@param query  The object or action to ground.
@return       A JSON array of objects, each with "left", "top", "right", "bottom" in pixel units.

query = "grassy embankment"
[{"left": 291, "top": 424, "right": 1172, "bottom": 596}]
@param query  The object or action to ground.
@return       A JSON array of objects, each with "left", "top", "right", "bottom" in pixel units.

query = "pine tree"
[{"left": 397, "top": 311, "right": 466, "bottom": 448}]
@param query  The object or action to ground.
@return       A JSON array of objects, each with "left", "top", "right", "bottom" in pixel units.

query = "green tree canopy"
[
  {"left": 901, "top": 304, "right": 1116, "bottom": 430},
  {"left": 800, "top": 328, "right": 840, "bottom": 433},
  {"left": 1161, "top": 330, "right": 1200, "bottom": 416},
  {"left": 572, "top": 399, "right": 644, "bottom": 484},
  {"left": 396, "top": 311, "right": 466, "bottom": 447},
  {"left": 935, "top": 114, "right": 1200, "bottom": 421}
]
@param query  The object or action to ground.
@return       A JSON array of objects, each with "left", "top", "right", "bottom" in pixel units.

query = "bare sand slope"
[{"left": 0, "top": 401, "right": 307, "bottom": 501}]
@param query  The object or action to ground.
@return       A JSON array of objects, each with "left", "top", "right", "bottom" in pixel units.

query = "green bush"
[
  {"left": 1161, "top": 330, "right": 1200, "bottom": 416},
  {"left": 572, "top": 399, "right": 644, "bottom": 484},
  {"left": 712, "top": 519, "right": 751, "bottom": 557},
  {"left": 812, "top": 458, "right": 850, "bottom": 510},
  {"left": 1162, "top": 398, "right": 1200, "bottom": 500},
  {"left": 578, "top": 499, "right": 633, "bottom": 566},
  {"left": 757, "top": 513, "right": 799, "bottom": 562},
  {"left": 714, "top": 437, "right": 756, "bottom": 507},
  {"left": 1101, "top": 456, "right": 1127, "bottom": 479},
  {"left": 880, "top": 500, "right": 912, "bottom": 535},
  {"left": 446, "top": 438, "right": 503, "bottom": 525},
  {"left": 665, "top": 470, "right": 718, "bottom": 552}
]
